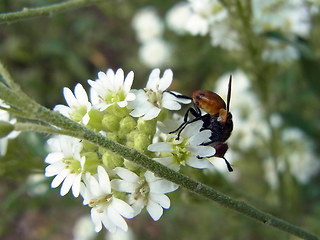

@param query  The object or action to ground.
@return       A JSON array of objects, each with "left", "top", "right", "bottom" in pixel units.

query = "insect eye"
[{"left": 196, "top": 93, "right": 205, "bottom": 100}]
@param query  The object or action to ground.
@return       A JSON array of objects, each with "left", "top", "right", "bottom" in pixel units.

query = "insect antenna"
[
  {"left": 226, "top": 75, "right": 232, "bottom": 114},
  {"left": 223, "top": 157, "right": 233, "bottom": 172}
]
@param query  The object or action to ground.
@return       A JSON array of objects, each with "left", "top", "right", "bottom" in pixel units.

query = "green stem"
[{"left": 0, "top": 0, "right": 106, "bottom": 24}]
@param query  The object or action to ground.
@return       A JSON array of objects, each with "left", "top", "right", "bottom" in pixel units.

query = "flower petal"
[
  {"left": 60, "top": 173, "right": 76, "bottom": 196},
  {"left": 142, "top": 106, "right": 161, "bottom": 120},
  {"left": 186, "top": 156, "right": 213, "bottom": 169},
  {"left": 158, "top": 69, "right": 173, "bottom": 91},
  {"left": 107, "top": 206, "right": 128, "bottom": 231},
  {"left": 149, "top": 193, "right": 170, "bottom": 209},
  {"left": 111, "top": 179, "right": 137, "bottom": 193},
  {"left": 113, "top": 167, "right": 139, "bottom": 182},
  {"left": 146, "top": 200, "right": 163, "bottom": 221},
  {"left": 112, "top": 198, "right": 134, "bottom": 218},
  {"left": 91, "top": 208, "right": 103, "bottom": 232},
  {"left": 97, "top": 166, "right": 111, "bottom": 194},
  {"left": 148, "top": 142, "right": 172, "bottom": 152}
]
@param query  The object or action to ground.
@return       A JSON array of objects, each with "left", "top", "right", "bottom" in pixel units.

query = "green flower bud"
[
  {"left": 86, "top": 109, "right": 104, "bottom": 131},
  {"left": 134, "top": 133, "right": 151, "bottom": 153},
  {"left": 119, "top": 116, "right": 136, "bottom": 139},
  {"left": 81, "top": 140, "right": 98, "bottom": 152},
  {"left": 102, "top": 114, "right": 120, "bottom": 132},
  {"left": 102, "top": 151, "right": 124, "bottom": 169},
  {"left": 82, "top": 152, "right": 100, "bottom": 174},
  {"left": 137, "top": 118, "right": 156, "bottom": 136},
  {"left": 0, "top": 121, "right": 14, "bottom": 138},
  {"left": 107, "top": 104, "right": 131, "bottom": 118},
  {"left": 124, "top": 159, "right": 140, "bottom": 172},
  {"left": 69, "top": 106, "right": 87, "bottom": 123}
]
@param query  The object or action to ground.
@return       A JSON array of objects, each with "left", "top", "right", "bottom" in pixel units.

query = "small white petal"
[
  {"left": 146, "top": 200, "right": 163, "bottom": 221},
  {"left": 149, "top": 179, "right": 179, "bottom": 194},
  {"left": 45, "top": 153, "right": 64, "bottom": 165},
  {"left": 53, "top": 105, "right": 70, "bottom": 117},
  {"left": 71, "top": 174, "right": 82, "bottom": 197},
  {"left": 60, "top": 173, "right": 76, "bottom": 196},
  {"left": 45, "top": 161, "right": 64, "bottom": 176},
  {"left": 100, "top": 211, "right": 116, "bottom": 233},
  {"left": 187, "top": 156, "right": 213, "bottom": 169},
  {"left": 112, "top": 198, "right": 134, "bottom": 218},
  {"left": 188, "top": 130, "right": 211, "bottom": 145},
  {"left": 190, "top": 145, "right": 216, "bottom": 158},
  {"left": 111, "top": 179, "right": 137, "bottom": 193},
  {"left": 113, "top": 167, "right": 139, "bottom": 182},
  {"left": 158, "top": 69, "right": 173, "bottom": 91},
  {"left": 142, "top": 106, "right": 161, "bottom": 120},
  {"left": 97, "top": 166, "right": 111, "bottom": 194},
  {"left": 51, "top": 169, "right": 69, "bottom": 188},
  {"left": 124, "top": 92, "right": 136, "bottom": 102},
  {"left": 148, "top": 142, "right": 172, "bottom": 152},
  {"left": 91, "top": 208, "right": 103, "bottom": 232},
  {"left": 182, "top": 121, "right": 203, "bottom": 138},
  {"left": 107, "top": 206, "right": 128, "bottom": 231},
  {"left": 146, "top": 68, "right": 160, "bottom": 90},
  {"left": 117, "top": 100, "right": 128, "bottom": 108},
  {"left": 123, "top": 71, "right": 134, "bottom": 93},
  {"left": 63, "top": 87, "right": 77, "bottom": 107},
  {"left": 149, "top": 193, "right": 170, "bottom": 209},
  {"left": 114, "top": 69, "right": 125, "bottom": 89},
  {"left": 162, "top": 101, "right": 181, "bottom": 110},
  {"left": 74, "top": 83, "right": 89, "bottom": 105}
]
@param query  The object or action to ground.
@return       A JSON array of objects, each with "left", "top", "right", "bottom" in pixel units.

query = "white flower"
[
  {"left": 128, "top": 68, "right": 191, "bottom": 120},
  {"left": 80, "top": 166, "right": 134, "bottom": 233},
  {"left": 111, "top": 167, "right": 178, "bottom": 221},
  {"left": 185, "top": 0, "right": 228, "bottom": 36},
  {"left": 73, "top": 215, "right": 95, "bottom": 240},
  {"left": 132, "top": 7, "right": 164, "bottom": 43},
  {"left": 44, "top": 136, "right": 85, "bottom": 197},
  {"left": 262, "top": 39, "right": 299, "bottom": 63},
  {"left": 148, "top": 121, "right": 216, "bottom": 171},
  {"left": 139, "top": 38, "right": 171, "bottom": 68},
  {"left": 166, "top": 2, "right": 192, "bottom": 35},
  {"left": 252, "top": 0, "right": 311, "bottom": 37},
  {"left": 54, "top": 83, "right": 91, "bottom": 124},
  {"left": 209, "top": 21, "right": 241, "bottom": 50},
  {"left": 88, "top": 68, "right": 135, "bottom": 111}
]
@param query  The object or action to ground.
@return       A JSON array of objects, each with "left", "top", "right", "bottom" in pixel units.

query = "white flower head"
[
  {"left": 148, "top": 121, "right": 216, "bottom": 171},
  {"left": 111, "top": 167, "right": 178, "bottom": 221},
  {"left": 44, "top": 136, "right": 85, "bottom": 197},
  {"left": 166, "top": 2, "right": 193, "bottom": 35},
  {"left": 88, "top": 68, "right": 136, "bottom": 111},
  {"left": 80, "top": 166, "right": 134, "bottom": 233},
  {"left": 54, "top": 83, "right": 91, "bottom": 125},
  {"left": 185, "top": 0, "right": 228, "bottom": 36},
  {"left": 132, "top": 7, "right": 164, "bottom": 43},
  {"left": 139, "top": 38, "right": 171, "bottom": 68},
  {"left": 128, "top": 68, "right": 191, "bottom": 120}
]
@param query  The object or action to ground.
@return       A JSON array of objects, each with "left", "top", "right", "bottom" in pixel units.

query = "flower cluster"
[
  {"left": 45, "top": 68, "right": 222, "bottom": 233},
  {"left": 165, "top": 0, "right": 314, "bottom": 61}
]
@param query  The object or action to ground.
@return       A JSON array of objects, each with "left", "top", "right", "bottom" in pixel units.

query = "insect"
[{"left": 168, "top": 75, "right": 233, "bottom": 172}]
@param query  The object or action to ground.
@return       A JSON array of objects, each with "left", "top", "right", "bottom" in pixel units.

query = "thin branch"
[{"left": 0, "top": 0, "right": 106, "bottom": 24}]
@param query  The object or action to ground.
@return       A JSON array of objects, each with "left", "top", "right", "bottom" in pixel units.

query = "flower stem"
[{"left": 0, "top": 0, "right": 105, "bottom": 24}]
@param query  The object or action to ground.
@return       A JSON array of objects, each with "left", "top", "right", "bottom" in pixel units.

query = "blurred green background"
[{"left": 0, "top": 0, "right": 320, "bottom": 239}]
